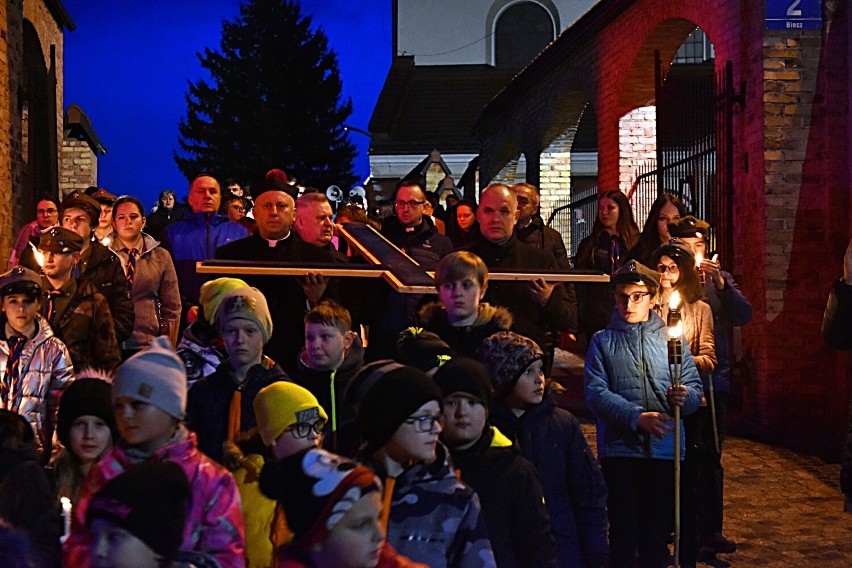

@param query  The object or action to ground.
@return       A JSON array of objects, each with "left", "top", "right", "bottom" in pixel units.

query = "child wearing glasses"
[
  {"left": 63, "top": 336, "right": 245, "bottom": 568},
  {"left": 479, "top": 331, "right": 608, "bottom": 568},
  {"left": 584, "top": 260, "right": 703, "bottom": 568},
  {"left": 222, "top": 381, "right": 330, "bottom": 567},
  {"left": 345, "top": 360, "right": 497, "bottom": 568},
  {"left": 187, "top": 285, "right": 287, "bottom": 464}
]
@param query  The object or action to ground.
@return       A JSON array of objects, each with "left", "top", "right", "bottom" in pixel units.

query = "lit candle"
[
  {"left": 60, "top": 496, "right": 72, "bottom": 543},
  {"left": 30, "top": 243, "right": 44, "bottom": 268}
]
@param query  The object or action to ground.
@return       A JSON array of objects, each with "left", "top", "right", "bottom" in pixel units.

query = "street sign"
[{"left": 766, "top": 0, "right": 823, "bottom": 30}]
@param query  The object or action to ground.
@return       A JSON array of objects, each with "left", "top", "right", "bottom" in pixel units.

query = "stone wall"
[{"left": 60, "top": 139, "right": 97, "bottom": 195}]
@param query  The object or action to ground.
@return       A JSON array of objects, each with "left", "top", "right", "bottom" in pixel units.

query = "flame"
[
  {"left": 668, "top": 319, "right": 683, "bottom": 339},
  {"left": 30, "top": 243, "right": 44, "bottom": 268},
  {"left": 60, "top": 496, "right": 72, "bottom": 513},
  {"left": 695, "top": 251, "right": 704, "bottom": 269},
  {"left": 668, "top": 289, "right": 681, "bottom": 311}
]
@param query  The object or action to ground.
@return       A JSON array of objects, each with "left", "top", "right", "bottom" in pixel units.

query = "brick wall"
[
  {"left": 23, "top": 0, "right": 64, "bottom": 186},
  {"left": 475, "top": 0, "right": 850, "bottom": 455},
  {"left": 60, "top": 139, "right": 98, "bottom": 194},
  {"left": 538, "top": 128, "right": 574, "bottom": 220},
  {"left": 0, "top": 1, "right": 25, "bottom": 266},
  {"left": 618, "top": 106, "right": 656, "bottom": 192}
]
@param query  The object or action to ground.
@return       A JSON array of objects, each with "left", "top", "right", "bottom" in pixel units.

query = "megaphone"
[
  {"left": 349, "top": 186, "right": 366, "bottom": 200},
  {"left": 326, "top": 185, "right": 343, "bottom": 203}
]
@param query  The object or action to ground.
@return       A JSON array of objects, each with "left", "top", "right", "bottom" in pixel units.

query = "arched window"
[{"left": 495, "top": 2, "right": 554, "bottom": 69}]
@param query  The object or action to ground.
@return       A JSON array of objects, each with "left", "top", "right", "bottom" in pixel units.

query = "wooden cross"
[{"left": 196, "top": 222, "right": 609, "bottom": 293}]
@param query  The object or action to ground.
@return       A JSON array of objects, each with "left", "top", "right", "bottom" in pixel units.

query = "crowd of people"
[{"left": 0, "top": 173, "right": 760, "bottom": 568}]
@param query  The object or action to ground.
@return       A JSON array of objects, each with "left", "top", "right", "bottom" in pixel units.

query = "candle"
[
  {"left": 60, "top": 496, "right": 72, "bottom": 544},
  {"left": 667, "top": 290, "right": 681, "bottom": 327}
]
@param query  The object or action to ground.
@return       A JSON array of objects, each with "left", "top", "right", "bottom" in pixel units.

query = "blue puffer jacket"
[
  {"left": 162, "top": 211, "right": 249, "bottom": 305},
  {"left": 584, "top": 310, "right": 702, "bottom": 461}
]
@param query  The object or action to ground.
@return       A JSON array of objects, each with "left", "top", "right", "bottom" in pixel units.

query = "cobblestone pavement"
[
  {"left": 577, "top": 424, "right": 852, "bottom": 567},
  {"left": 555, "top": 350, "right": 852, "bottom": 566}
]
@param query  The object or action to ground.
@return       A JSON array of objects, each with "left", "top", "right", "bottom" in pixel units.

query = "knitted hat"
[
  {"left": 345, "top": 360, "right": 442, "bottom": 453},
  {"left": 86, "top": 461, "right": 190, "bottom": 561},
  {"left": 113, "top": 336, "right": 187, "bottom": 420},
  {"left": 215, "top": 286, "right": 273, "bottom": 345},
  {"left": 477, "top": 332, "right": 544, "bottom": 400},
  {"left": 254, "top": 382, "right": 329, "bottom": 447},
  {"left": 199, "top": 277, "right": 249, "bottom": 325},
  {"left": 0, "top": 266, "right": 42, "bottom": 298},
  {"left": 57, "top": 378, "right": 117, "bottom": 448},
  {"left": 433, "top": 357, "right": 493, "bottom": 405},
  {"left": 652, "top": 238, "right": 695, "bottom": 265},
  {"left": 396, "top": 327, "right": 454, "bottom": 373},
  {"left": 259, "top": 448, "right": 381, "bottom": 546},
  {"left": 38, "top": 227, "right": 84, "bottom": 254},
  {"left": 611, "top": 259, "right": 661, "bottom": 289},
  {"left": 668, "top": 215, "right": 710, "bottom": 240},
  {"left": 61, "top": 192, "right": 100, "bottom": 226}
]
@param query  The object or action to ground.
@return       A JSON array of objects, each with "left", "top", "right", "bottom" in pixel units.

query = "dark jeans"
[{"left": 601, "top": 457, "right": 674, "bottom": 568}]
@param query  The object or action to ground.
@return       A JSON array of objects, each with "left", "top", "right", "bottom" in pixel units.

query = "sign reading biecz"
[{"left": 765, "top": 0, "right": 823, "bottom": 30}]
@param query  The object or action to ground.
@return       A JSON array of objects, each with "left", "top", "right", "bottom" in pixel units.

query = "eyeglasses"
[
  {"left": 403, "top": 413, "right": 443, "bottom": 433},
  {"left": 615, "top": 291, "right": 652, "bottom": 305},
  {"left": 286, "top": 420, "right": 326, "bottom": 439},
  {"left": 394, "top": 200, "right": 425, "bottom": 209},
  {"left": 656, "top": 264, "right": 679, "bottom": 275},
  {"left": 228, "top": 205, "right": 245, "bottom": 213},
  {"left": 38, "top": 208, "right": 58, "bottom": 215}
]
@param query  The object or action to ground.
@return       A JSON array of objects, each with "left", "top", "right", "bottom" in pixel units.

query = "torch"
[{"left": 667, "top": 290, "right": 683, "bottom": 568}]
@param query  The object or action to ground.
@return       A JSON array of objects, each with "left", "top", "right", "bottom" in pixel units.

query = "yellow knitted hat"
[
  {"left": 199, "top": 277, "right": 249, "bottom": 324},
  {"left": 254, "top": 382, "right": 329, "bottom": 446}
]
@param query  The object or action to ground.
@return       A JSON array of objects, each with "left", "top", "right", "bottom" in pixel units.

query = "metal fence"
[{"left": 546, "top": 185, "right": 599, "bottom": 261}]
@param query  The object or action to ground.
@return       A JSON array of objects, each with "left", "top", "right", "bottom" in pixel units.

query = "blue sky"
[{"left": 62, "top": 0, "right": 391, "bottom": 208}]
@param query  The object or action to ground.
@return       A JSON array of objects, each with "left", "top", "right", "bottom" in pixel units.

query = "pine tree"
[{"left": 175, "top": 0, "right": 356, "bottom": 189}]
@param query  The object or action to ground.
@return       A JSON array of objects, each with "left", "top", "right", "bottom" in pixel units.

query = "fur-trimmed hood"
[{"left": 418, "top": 301, "right": 513, "bottom": 330}]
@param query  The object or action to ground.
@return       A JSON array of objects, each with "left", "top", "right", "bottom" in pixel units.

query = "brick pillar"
[
  {"left": 618, "top": 106, "right": 657, "bottom": 192},
  {"left": 0, "top": 2, "right": 24, "bottom": 266},
  {"left": 538, "top": 128, "right": 575, "bottom": 220},
  {"left": 524, "top": 149, "right": 541, "bottom": 188},
  {"left": 60, "top": 139, "right": 98, "bottom": 195}
]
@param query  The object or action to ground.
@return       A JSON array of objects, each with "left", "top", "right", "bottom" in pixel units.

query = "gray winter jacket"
[{"left": 111, "top": 233, "right": 181, "bottom": 350}]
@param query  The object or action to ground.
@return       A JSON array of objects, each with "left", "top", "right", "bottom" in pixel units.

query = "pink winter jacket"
[{"left": 62, "top": 429, "right": 246, "bottom": 567}]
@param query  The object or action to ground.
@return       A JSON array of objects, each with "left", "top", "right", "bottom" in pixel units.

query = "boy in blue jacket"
[{"left": 584, "top": 260, "right": 702, "bottom": 568}]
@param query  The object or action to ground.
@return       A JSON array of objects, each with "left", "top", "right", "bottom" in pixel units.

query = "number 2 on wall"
[{"left": 786, "top": 0, "right": 802, "bottom": 17}]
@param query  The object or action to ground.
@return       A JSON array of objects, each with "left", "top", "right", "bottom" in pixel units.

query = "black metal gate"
[{"left": 631, "top": 53, "right": 743, "bottom": 261}]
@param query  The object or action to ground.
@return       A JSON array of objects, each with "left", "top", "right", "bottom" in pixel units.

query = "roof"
[
  {"left": 64, "top": 103, "right": 107, "bottom": 155},
  {"left": 369, "top": 56, "right": 519, "bottom": 155},
  {"left": 46, "top": 0, "right": 75, "bottom": 31}
]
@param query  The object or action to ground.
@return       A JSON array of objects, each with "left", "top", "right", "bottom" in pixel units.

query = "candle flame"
[
  {"left": 668, "top": 320, "right": 683, "bottom": 339},
  {"left": 711, "top": 253, "right": 718, "bottom": 263},
  {"left": 669, "top": 289, "right": 681, "bottom": 311},
  {"left": 695, "top": 251, "right": 704, "bottom": 268},
  {"left": 30, "top": 243, "right": 44, "bottom": 268},
  {"left": 61, "top": 496, "right": 72, "bottom": 513}
]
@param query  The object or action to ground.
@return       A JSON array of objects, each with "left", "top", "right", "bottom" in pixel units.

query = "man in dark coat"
[
  {"left": 511, "top": 183, "right": 571, "bottom": 270},
  {"left": 215, "top": 177, "right": 335, "bottom": 374},
  {"left": 466, "top": 184, "right": 577, "bottom": 369},
  {"left": 367, "top": 181, "right": 453, "bottom": 360}
]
